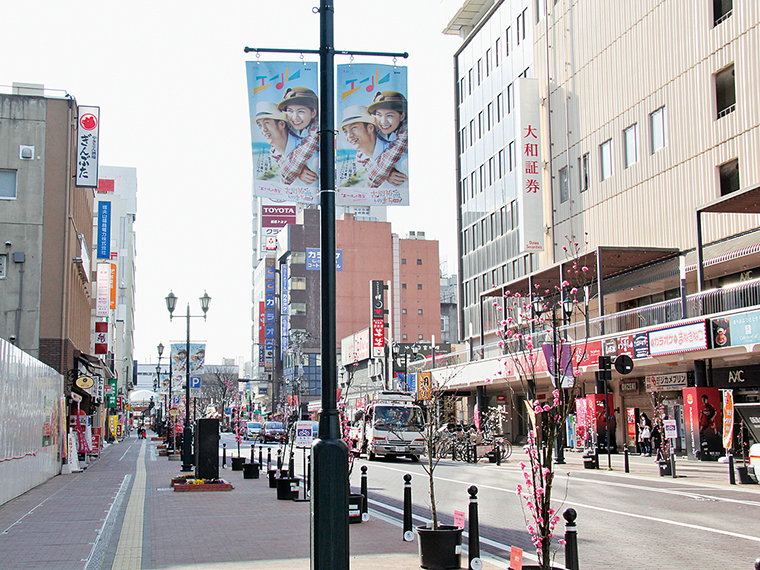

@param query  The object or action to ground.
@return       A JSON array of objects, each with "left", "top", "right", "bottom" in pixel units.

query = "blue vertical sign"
[{"left": 97, "top": 202, "right": 111, "bottom": 259}]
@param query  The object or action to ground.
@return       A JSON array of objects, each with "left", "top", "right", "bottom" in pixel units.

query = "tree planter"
[
  {"left": 243, "top": 462, "right": 260, "bottom": 479},
  {"left": 348, "top": 493, "right": 364, "bottom": 524},
  {"left": 658, "top": 460, "right": 672, "bottom": 477},
  {"left": 231, "top": 457, "right": 245, "bottom": 471},
  {"left": 734, "top": 463, "right": 757, "bottom": 485},
  {"left": 268, "top": 468, "right": 289, "bottom": 488},
  {"left": 276, "top": 477, "right": 299, "bottom": 500},
  {"left": 174, "top": 482, "right": 232, "bottom": 492},
  {"left": 416, "top": 525, "right": 462, "bottom": 570}
]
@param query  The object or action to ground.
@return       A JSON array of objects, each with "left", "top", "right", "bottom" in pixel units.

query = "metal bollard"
[
  {"left": 403, "top": 474, "right": 413, "bottom": 541},
  {"left": 729, "top": 450, "right": 736, "bottom": 485},
  {"left": 222, "top": 443, "right": 227, "bottom": 468},
  {"left": 468, "top": 486, "right": 482, "bottom": 570},
  {"left": 671, "top": 452, "right": 677, "bottom": 479},
  {"left": 624, "top": 445, "right": 629, "bottom": 473},
  {"left": 277, "top": 447, "right": 282, "bottom": 470},
  {"left": 267, "top": 447, "right": 272, "bottom": 471},
  {"left": 259, "top": 444, "right": 263, "bottom": 467},
  {"left": 452, "top": 442, "right": 457, "bottom": 462},
  {"left": 289, "top": 452, "right": 295, "bottom": 477},
  {"left": 564, "top": 508, "right": 579, "bottom": 570},
  {"left": 251, "top": 444, "right": 255, "bottom": 463},
  {"left": 495, "top": 444, "right": 501, "bottom": 466},
  {"left": 307, "top": 454, "right": 311, "bottom": 494},
  {"left": 755, "top": 555, "right": 760, "bottom": 570},
  {"left": 360, "top": 465, "right": 369, "bottom": 521}
]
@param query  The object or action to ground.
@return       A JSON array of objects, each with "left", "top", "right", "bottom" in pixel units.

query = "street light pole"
[{"left": 166, "top": 290, "right": 211, "bottom": 473}]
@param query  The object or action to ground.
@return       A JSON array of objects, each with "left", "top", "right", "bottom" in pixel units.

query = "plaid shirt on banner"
[
  {"left": 364, "top": 122, "right": 408, "bottom": 188},
  {"left": 279, "top": 121, "right": 320, "bottom": 185}
]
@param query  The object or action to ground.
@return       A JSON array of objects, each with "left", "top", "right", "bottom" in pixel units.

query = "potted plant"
[
  {"left": 492, "top": 237, "right": 592, "bottom": 570},
  {"left": 410, "top": 369, "right": 464, "bottom": 570}
]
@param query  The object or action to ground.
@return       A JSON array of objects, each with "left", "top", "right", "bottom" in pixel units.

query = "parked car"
[
  {"left": 245, "top": 421, "right": 263, "bottom": 441},
  {"left": 261, "top": 421, "right": 286, "bottom": 443}
]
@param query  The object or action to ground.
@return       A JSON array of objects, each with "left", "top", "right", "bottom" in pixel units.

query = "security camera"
[
  {"left": 9, "top": 334, "right": 17, "bottom": 343},
  {"left": 4, "top": 241, "right": 10, "bottom": 248}
]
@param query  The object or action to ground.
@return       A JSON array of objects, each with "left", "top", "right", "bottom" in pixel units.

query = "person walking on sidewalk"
[{"left": 639, "top": 413, "right": 652, "bottom": 456}]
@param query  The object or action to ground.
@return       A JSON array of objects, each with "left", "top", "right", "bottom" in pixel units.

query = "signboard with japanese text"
[
  {"left": 371, "top": 280, "right": 385, "bottom": 358},
  {"left": 417, "top": 371, "right": 432, "bottom": 401},
  {"left": 76, "top": 106, "right": 100, "bottom": 187},
  {"left": 96, "top": 263, "right": 110, "bottom": 317},
  {"left": 648, "top": 320, "right": 709, "bottom": 356},
  {"left": 336, "top": 64, "right": 409, "bottom": 206},
  {"left": 246, "top": 61, "right": 320, "bottom": 204},
  {"left": 306, "top": 248, "right": 343, "bottom": 271},
  {"left": 94, "top": 321, "right": 108, "bottom": 354},
  {"left": 97, "top": 201, "right": 111, "bottom": 259},
  {"left": 728, "top": 310, "right": 760, "bottom": 345},
  {"left": 110, "top": 263, "right": 117, "bottom": 310},
  {"left": 516, "top": 78, "right": 543, "bottom": 252},
  {"left": 645, "top": 373, "right": 687, "bottom": 392}
]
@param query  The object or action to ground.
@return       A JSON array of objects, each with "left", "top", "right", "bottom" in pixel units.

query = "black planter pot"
[
  {"left": 231, "top": 457, "right": 245, "bottom": 471},
  {"left": 658, "top": 460, "right": 672, "bottom": 477},
  {"left": 348, "top": 493, "right": 364, "bottom": 524},
  {"left": 243, "top": 462, "right": 259, "bottom": 479},
  {"left": 416, "top": 525, "right": 462, "bottom": 570},
  {"left": 276, "top": 477, "right": 299, "bottom": 500},
  {"left": 735, "top": 464, "right": 757, "bottom": 484}
]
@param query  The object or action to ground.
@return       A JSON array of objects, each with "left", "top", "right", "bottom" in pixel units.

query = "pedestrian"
[
  {"left": 651, "top": 422, "right": 663, "bottom": 461},
  {"left": 638, "top": 413, "right": 652, "bottom": 456}
]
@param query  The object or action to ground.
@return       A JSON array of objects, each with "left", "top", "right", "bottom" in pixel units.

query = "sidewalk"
[{"left": 0, "top": 435, "right": 753, "bottom": 570}]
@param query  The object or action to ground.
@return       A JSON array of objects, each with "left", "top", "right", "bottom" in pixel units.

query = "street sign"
[
  {"left": 190, "top": 376, "right": 202, "bottom": 398},
  {"left": 169, "top": 407, "right": 179, "bottom": 417},
  {"left": 663, "top": 419, "right": 678, "bottom": 440},
  {"left": 295, "top": 421, "right": 314, "bottom": 448}
]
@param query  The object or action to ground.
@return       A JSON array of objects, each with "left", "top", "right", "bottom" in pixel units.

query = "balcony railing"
[{"left": 410, "top": 278, "right": 760, "bottom": 373}]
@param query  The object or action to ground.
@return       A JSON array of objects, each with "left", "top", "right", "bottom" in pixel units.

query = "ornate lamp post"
[{"left": 166, "top": 290, "right": 211, "bottom": 472}]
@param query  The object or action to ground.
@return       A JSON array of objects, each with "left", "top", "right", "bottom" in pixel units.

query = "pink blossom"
[
  {"left": 582, "top": 266, "right": 589, "bottom": 272},
  {"left": 561, "top": 280, "right": 570, "bottom": 287},
  {"left": 559, "top": 539, "right": 567, "bottom": 546}
]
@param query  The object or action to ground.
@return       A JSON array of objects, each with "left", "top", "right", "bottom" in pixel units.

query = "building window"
[
  {"left": 505, "top": 27, "right": 511, "bottom": 56},
  {"left": 477, "top": 59, "right": 482, "bottom": 85},
  {"left": 559, "top": 167, "right": 569, "bottom": 203},
  {"left": 600, "top": 139, "right": 613, "bottom": 181},
  {"left": 402, "top": 283, "right": 407, "bottom": 289},
  {"left": 469, "top": 119, "right": 475, "bottom": 146},
  {"left": 650, "top": 106, "right": 667, "bottom": 153},
  {"left": 290, "top": 302, "right": 307, "bottom": 316},
  {"left": 579, "top": 153, "right": 590, "bottom": 192},
  {"left": 624, "top": 124, "right": 639, "bottom": 167},
  {"left": 401, "top": 258, "right": 407, "bottom": 264},
  {"left": 719, "top": 159, "right": 740, "bottom": 196},
  {"left": 290, "top": 276, "right": 307, "bottom": 290},
  {"left": 0, "top": 170, "right": 17, "bottom": 200},
  {"left": 714, "top": 0, "right": 733, "bottom": 26},
  {"left": 486, "top": 49, "right": 491, "bottom": 77},
  {"left": 715, "top": 64, "right": 736, "bottom": 119},
  {"left": 418, "top": 309, "right": 423, "bottom": 315},
  {"left": 402, "top": 308, "right": 407, "bottom": 314},
  {"left": 468, "top": 69, "right": 473, "bottom": 94},
  {"left": 508, "top": 141, "right": 516, "bottom": 171},
  {"left": 523, "top": 8, "right": 528, "bottom": 39},
  {"left": 495, "top": 39, "right": 501, "bottom": 67},
  {"left": 498, "top": 149, "right": 505, "bottom": 178},
  {"left": 441, "top": 315, "right": 450, "bottom": 333},
  {"left": 403, "top": 334, "right": 408, "bottom": 340},
  {"left": 417, "top": 259, "right": 422, "bottom": 265},
  {"left": 487, "top": 102, "right": 493, "bottom": 131},
  {"left": 478, "top": 111, "right": 484, "bottom": 138},
  {"left": 496, "top": 93, "right": 503, "bottom": 122},
  {"left": 0, "top": 254, "right": 6, "bottom": 279},
  {"left": 459, "top": 77, "right": 466, "bottom": 103},
  {"left": 417, "top": 284, "right": 423, "bottom": 290},
  {"left": 516, "top": 13, "right": 522, "bottom": 45},
  {"left": 418, "top": 334, "right": 424, "bottom": 340},
  {"left": 507, "top": 83, "right": 514, "bottom": 113}
]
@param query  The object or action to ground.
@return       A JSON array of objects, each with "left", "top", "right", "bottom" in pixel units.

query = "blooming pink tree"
[{"left": 492, "top": 236, "right": 593, "bottom": 569}]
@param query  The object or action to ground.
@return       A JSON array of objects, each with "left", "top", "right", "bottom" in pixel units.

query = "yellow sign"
[
  {"left": 75, "top": 375, "right": 95, "bottom": 389},
  {"left": 109, "top": 416, "right": 118, "bottom": 437},
  {"left": 418, "top": 371, "right": 433, "bottom": 401}
]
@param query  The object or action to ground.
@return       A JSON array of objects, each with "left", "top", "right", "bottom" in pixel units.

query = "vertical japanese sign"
[
  {"left": 76, "top": 106, "right": 100, "bottom": 187},
  {"left": 516, "top": 78, "right": 544, "bottom": 252},
  {"left": 97, "top": 201, "right": 111, "bottom": 259},
  {"left": 371, "top": 280, "right": 385, "bottom": 358},
  {"left": 722, "top": 389, "right": 734, "bottom": 450},
  {"left": 336, "top": 64, "right": 409, "bottom": 206},
  {"left": 94, "top": 321, "right": 109, "bottom": 354},
  {"left": 258, "top": 300, "right": 265, "bottom": 371},
  {"left": 96, "top": 263, "right": 110, "bottom": 317},
  {"left": 109, "top": 263, "right": 117, "bottom": 310},
  {"left": 246, "top": 61, "right": 320, "bottom": 204}
]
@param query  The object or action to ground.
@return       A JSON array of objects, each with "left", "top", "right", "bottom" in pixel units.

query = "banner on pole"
[
  {"left": 336, "top": 64, "right": 409, "bottom": 206},
  {"left": 171, "top": 343, "right": 206, "bottom": 385},
  {"left": 246, "top": 61, "right": 320, "bottom": 204}
]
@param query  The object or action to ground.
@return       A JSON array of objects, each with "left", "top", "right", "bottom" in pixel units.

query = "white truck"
[{"left": 348, "top": 391, "right": 425, "bottom": 461}]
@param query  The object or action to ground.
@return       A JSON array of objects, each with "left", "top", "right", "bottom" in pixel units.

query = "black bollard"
[
  {"left": 755, "top": 555, "right": 760, "bottom": 570},
  {"left": 671, "top": 452, "right": 677, "bottom": 479},
  {"left": 729, "top": 450, "right": 736, "bottom": 485},
  {"left": 289, "top": 452, "right": 295, "bottom": 477},
  {"left": 468, "top": 486, "right": 481, "bottom": 570},
  {"left": 624, "top": 444, "right": 629, "bottom": 473},
  {"left": 307, "top": 454, "right": 311, "bottom": 494},
  {"left": 360, "top": 465, "right": 369, "bottom": 521},
  {"left": 277, "top": 447, "right": 282, "bottom": 470},
  {"left": 564, "top": 508, "right": 579, "bottom": 570},
  {"left": 267, "top": 447, "right": 272, "bottom": 471},
  {"left": 251, "top": 444, "right": 255, "bottom": 464},
  {"left": 222, "top": 443, "right": 227, "bottom": 468},
  {"left": 403, "top": 474, "right": 413, "bottom": 541},
  {"left": 259, "top": 444, "right": 263, "bottom": 467},
  {"left": 495, "top": 444, "right": 501, "bottom": 466}
]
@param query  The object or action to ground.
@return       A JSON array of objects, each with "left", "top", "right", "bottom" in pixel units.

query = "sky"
[{"left": 1, "top": 0, "right": 463, "bottom": 367}]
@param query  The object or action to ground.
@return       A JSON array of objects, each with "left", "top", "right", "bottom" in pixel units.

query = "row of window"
[
  {"left": 556, "top": 106, "right": 667, "bottom": 203},
  {"left": 460, "top": 84, "right": 513, "bottom": 150},
  {"left": 458, "top": 8, "right": 530, "bottom": 103},
  {"left": 401, "top": 258, "right": 423, "bottom": 265},
  {"left": 401, "top": 308, "right": 425, "bottom": 315},
  {"left": 0, "top": 170, "right": 17, "bottom": 199},
  {"left": 461, "top": 253, "right": 536, "bottom": 308},
  {"left": 462, "top": 201, "right": 519, "bottom": 255},
  {"left": 461, "top": 141, "right": 517, "bottom": 204},
  {"left": 400, "top": 283, "right": 424, "bottom": 290}
]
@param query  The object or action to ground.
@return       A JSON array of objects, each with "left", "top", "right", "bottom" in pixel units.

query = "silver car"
[{"left": 245, "top": 421, "right": 263, "bottom": 440}]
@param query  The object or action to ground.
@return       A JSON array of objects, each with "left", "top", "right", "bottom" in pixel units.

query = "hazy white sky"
[{"left": 1, "top": 0, "right": 462, "bottom": 366}]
